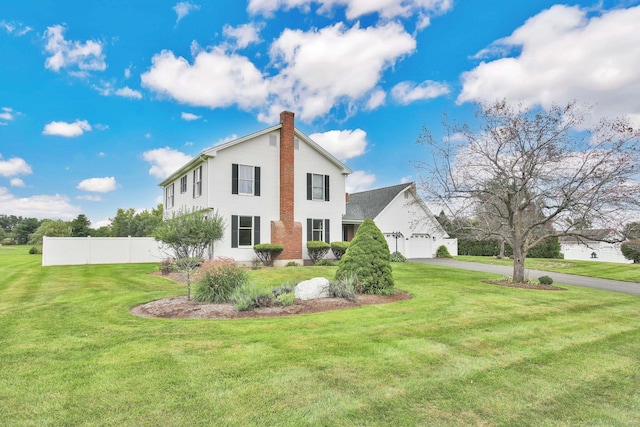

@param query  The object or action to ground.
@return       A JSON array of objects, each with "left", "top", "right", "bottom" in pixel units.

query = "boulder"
[{"left": 295, "top": 277, "right": 331, "bottom": 300}]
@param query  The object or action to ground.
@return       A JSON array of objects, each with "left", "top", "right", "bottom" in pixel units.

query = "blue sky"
[{"left": 1, "top": 0, "right": 639, "bottom": 227}]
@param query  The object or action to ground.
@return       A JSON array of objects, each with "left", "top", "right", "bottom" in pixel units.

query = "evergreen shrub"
[
  {"left": 335, "top": 218, "right": 394, "bottom": 294},
  {"left": 390, "top": 251, "right": 407, "bottom": 262},
  {"left": 621, "top": 240, "right": 640, "bottom": 263},
  {"left": 436, "top": 245, "right": 452, "bottom": 258}
]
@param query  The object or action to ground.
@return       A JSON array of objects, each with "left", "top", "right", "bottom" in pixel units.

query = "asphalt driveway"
[{"left": 411, "top": 258, "right": 640, "bottom": 296}]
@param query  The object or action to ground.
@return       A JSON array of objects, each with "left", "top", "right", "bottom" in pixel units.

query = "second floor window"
[
  {"left": 165, "top": 184, "right": 174, "bottom": 208},
  {"left": 180, "top": 175, "right": 187, "bottom": 193},
  {"left": 193, "top": 166, "right": 202, "bottom": 198},
  {"left": 307, "top": 173, "right": 330, "bottom": 201},
  {"left": 232, "top": 164, "right": 261, "bottom": 196}
]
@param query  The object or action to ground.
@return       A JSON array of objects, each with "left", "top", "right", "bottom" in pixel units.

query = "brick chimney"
[{"left": 271, "top": 111, "right": 302, "bottom": 261}]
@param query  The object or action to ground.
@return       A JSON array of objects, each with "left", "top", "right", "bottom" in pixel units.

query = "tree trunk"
[
  {"left": 512, "top": 244, "right": 526, "bottom": 283},
  {"left": 499, "top": 240, "right": 505, "bottom": 259}
]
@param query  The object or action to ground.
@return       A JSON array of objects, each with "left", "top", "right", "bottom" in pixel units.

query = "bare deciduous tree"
[{"left": 416, "top": 101, "right": 640, "bottom": 283}]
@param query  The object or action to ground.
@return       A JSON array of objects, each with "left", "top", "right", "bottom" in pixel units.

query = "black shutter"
[
  {"left": 232, "top": 164, "right": 238, "bottom": 194},
  {"left": 324, "top": 219, "right": 330, "bottom": 243},
  {"left": 324, "top": 175, "right": 330, "bottom": 201},
  {"left": 306, "top": 173, "right": 312, "bottom": 200},
  {"left": 307, "top": 218, "right": 312, "bottom": 241},
  {"left": 231, "top": 215, "right": 238, "bottom": 248},
  {"left": 254, "top": 216, "right": 261, "bottom": 245},
  {"left": 254, "top": 167, "right": 261, "bottom": 196}
]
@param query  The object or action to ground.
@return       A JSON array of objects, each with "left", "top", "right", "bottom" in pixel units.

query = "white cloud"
[
  {"left": 174, "top": 2, "right": 200, "bottom": 24},
  {"left": 0, "top": 187, "right": 81, "bottom": 220},
  {"left": 44, "top": 25, "right": 106, "bottom": 73},
  {"left": 181, "top": 112, "right": 201, "bottom": 121},
  {"left": 0, "top": 154, "right": 32, "bottom": 177},
  {"left": 124, "top": 66, "right": 132, "bottom": 79},
  {"left": 346, "top": 170, "right": 376, "bottom": 193},
  {"left": 263, "top": 21, "right": 416, "bottom": 121},
  {"left": 0, "top": 107, "right": 14, "bottom": 121},
  {"left": 43, "top": 120, "right": 92, "bottom": 137},
  {"left": 142, "top": 147, "right": 192, "bottom": 179},
  {"left": 115, "top": 86, "right": 143, "bottom": 99},
  {"left": 77, "top": 177, "right": 117, "bottom": 193},
  {"left": 143, "top": 21, "right": 415, "bottom": 123},
  {"left": 93, "top": 218, "right": 111, "bottom": 228},
  {"left": 76, "top": 194, "right": 102, "bottom": 202},
  {"left": 365, "top": 88, "right": 386, "bottom": 110},
  {"left": 0, "top": 107, "right": 21, "bottom": 125},
  {"left": 94, "top": 123, "right": 109, "bottom": 131},
  {"left": 1, "top": 20, "right": 32, "bottom": 36},
  {"left": 458, "top": 5, "right": 640, "bottom": 125},
  {"left": 10, "top": 178, "right": 26, "bottom": 187},
  {"left": 248, "top": 0, "right": 453, "bottom": 20},
  {"left": 391, "top": 80, "right": 450, "bottom": 104},
  {"left": 141, "top": 48, "right": 269, "bottom": 110},
  {"left": 309, "top": 129, "right": 367, "bottom": 161},
  {"left": 223, "top": 23, "right": 263, "bottom": 49}
]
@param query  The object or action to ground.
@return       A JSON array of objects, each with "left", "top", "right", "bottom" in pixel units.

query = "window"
[
  {"left": 165, "top": 184, "right": 174, "bottom": 208},
  {"left": 231, "top": 215, "right": 261, "bottom": 248},
  {"left": 307, "top": 173, "right": 329, "bottom": 201},
  {"left": 193, "top": 166, "right": 202, "bottom": 198},
  {"left": 232, "top": 164, "right": 260, "bottom": 196},
  {"left": 180, "top": 175, "right": 187, "bottom": 193},
  {"left": 307, "top": 218, "right": 330, "bottom": 243}
]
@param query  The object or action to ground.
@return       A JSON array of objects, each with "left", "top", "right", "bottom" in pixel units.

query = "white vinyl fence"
[{"left": 42, "top": 236, "right": 165, "bottom": 266}]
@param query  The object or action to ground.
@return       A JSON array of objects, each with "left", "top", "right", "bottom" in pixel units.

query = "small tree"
[
  {"left": 29, "top": 219, "right": 72, "bottom": 245},
  {"left": 253, "top": 243, "right": 284, "bottom": 267},
  {"left": 330, "top": 241, "right": 350, "bottom": 260},
  {"left": 621, "top": 240, "right": 640, "bottom": 263},
  {"left": 436, "top": 245, "right": 452, "bottom": 258},
  {"left": 70, "top": 214, "right": 91, "bottom": 237},
  {"left": 335, "top": 218, "right": 394, "bottom": 294},
  {"left": 307, "top": 241, "right": 330, "bottom": 264},
  {"left": 153, "top": 208, "right": 225, "bottom": 300}
]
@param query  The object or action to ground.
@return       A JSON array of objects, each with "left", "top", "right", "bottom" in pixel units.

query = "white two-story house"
[{"left": 159, "top": 111, "right": 351, "bottom": 264}]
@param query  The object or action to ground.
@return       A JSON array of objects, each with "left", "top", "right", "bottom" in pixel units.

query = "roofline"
[
  {"left": 373, "top": 183, "right": 414, "bottom": 220},
  {"left": 158, "top": 154, "right": 208, "bottom": 187},
  {"left": 158, "top": 122, "right": 352, "bottom": 187}
]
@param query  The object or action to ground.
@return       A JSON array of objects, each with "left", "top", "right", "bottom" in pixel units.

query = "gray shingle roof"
[{"left": 343, "top": 183, "right": 412, "bottom": 221}]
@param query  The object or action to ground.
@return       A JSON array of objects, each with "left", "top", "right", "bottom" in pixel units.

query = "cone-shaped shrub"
[{"left": 335, "top": 218, "right": 394, "bottom": 294}]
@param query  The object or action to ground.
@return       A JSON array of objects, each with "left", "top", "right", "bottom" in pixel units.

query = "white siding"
[
  {"left": 208, "top": 132, "right": 281, "bottom": 261},
  {"left": 375, "top": 189, "right": 457, "bottom": 258},
  {"left": 295, "top": 140, "right": 347, "bottom": 259},
  {"left": 561, "top": 242, "right": 632, "bottom": 264}
]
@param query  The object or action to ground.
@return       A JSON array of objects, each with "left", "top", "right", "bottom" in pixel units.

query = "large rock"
[{"left": 295, "top": 277, "right": 331, "bottom": 300}]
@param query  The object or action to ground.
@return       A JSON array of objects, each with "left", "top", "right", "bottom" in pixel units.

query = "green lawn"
[
  {"left": 1, "top": 245, "right": 639, "bottom": 426},
  {"left": 456, "top": 255, "right": 640, "bottom": 283}
]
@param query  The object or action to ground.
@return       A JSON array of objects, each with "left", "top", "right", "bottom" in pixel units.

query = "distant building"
[{"left": 559, "top": 229, "right": 630, "bottom": 263}]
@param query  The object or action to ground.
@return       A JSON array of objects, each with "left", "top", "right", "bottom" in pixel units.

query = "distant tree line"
[
  {"left": 436, "top": 210, "right": 640, "bottom": 259},
  {"left": 0, "top": 204, "right": 163, "bottom": 246}
]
